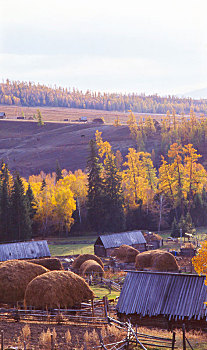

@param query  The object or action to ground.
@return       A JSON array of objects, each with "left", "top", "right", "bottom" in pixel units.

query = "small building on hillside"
[
  {"left": 92, "top": 117, "right": 105, "bottom": 124},
  {"left": 116, "top": 271, "right": 207, "bottom": 330},
  {"left": 0, "top": 112, "right": 6, "bottom": 119},
  {"left": 0, "top": 240, "right": 51, "bottom": 261},
  {"left": 79, "top": 116, "right": 87, "bottom": 122},
  {"left": 94, "top": 231, "right": 147, "bottom": 257}
]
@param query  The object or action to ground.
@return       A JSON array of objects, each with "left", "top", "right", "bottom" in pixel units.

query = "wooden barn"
[
  {"left": 94, "top": 231, "right": 147, "bottom": 257},
  {"left": 0, "top": 240, "right": 51, "bottom": 261},
  {"left": 116, "top": 271, "right": 207, "bottom": 330}
]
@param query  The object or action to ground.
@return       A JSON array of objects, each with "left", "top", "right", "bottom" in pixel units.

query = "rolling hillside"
[{"left": 0, "top": 119, "right": 132, "bottom": 178}]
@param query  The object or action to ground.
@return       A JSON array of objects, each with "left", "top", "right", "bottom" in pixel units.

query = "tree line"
[
  {"left": 126, "top": 110, "right": 207, "bottom": 169},
  {"left": 1, "top": 79, "right": 207, "bottom": 114}
]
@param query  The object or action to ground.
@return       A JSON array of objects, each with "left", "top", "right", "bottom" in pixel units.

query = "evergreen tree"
[
  {"left": 0, "top": 167, "right": 11, "bottom": 241},
  {"left": 10, "top": 174, "right": 32, "bottom": 241},
  {"left": 25, "top": 183, "right": 36, "bottom": 220},
  {"left": 55, "top": 160, "right": 62, "bottom": 182},
  {"left": 41, "top": 179, "right": 46, "bottom": 191},
  {"left": 102, "top": 155, "right": 125, "bottom": 232},
  {"left": 37, "top": 109, "right": 44, "bottom": 126},
  {"left": 87, "top": 140, "right": 105, "bottom": 231},
  {"left": 171, "top": 217, "right": 180, "bottom": 237}
]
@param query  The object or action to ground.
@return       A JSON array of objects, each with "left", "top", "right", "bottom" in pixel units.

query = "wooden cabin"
[
  {"left": 94, "top": 231, "right": 147, "bottom": 257},
  {"left": 116, "top": 271, "right": 207, "bottom": 330}
]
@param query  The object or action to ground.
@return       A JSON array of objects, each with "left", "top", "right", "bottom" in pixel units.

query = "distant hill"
[
  {"left": 1, "top": 79, "right": 207, "bottom": 115},
  {"left": 182, "top": 87, "right": 207, "bottom": 100}
]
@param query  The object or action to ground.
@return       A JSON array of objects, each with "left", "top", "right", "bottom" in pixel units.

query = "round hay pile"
[
  {"left": 111, "top": 244, "right": 139, "bottom": 263},
  {"left": 72, "top": 254, "right": 104, "bottom": 271},
  {"left": 182, "top": 243, "right": 195, "bottom": 249},
  {"left": 80, "top": 260, "right": 104, "bottom": 276},
  {"left": 0, "top": 260, "right": 49, "bottom": 304},
  {"left": 24, "top": 270, "right": 94, "bottom": 309},
  {"left": 135, "top": 250, "right": 179, "bottom": 272},
  {"left": 27, "top": 257, "right": 64, "bottom": 270},
  {"left": 144, "top": 233, "right": 162, "bottom": 243}
]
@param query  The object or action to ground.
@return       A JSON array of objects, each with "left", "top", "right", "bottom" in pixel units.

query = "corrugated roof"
[
  {"left": 98, "top": 231, "right": 146, "bottom": 249},
  {"left": 116, "top": 271, "right": 207, "bottom": 320},
  {"left": 0, "top": 240, "right": 51, "bottom": 261}
]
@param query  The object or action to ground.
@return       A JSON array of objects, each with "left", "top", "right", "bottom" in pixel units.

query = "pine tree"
[
  {"left": 171, "top": 217, "right": 180, "bottom": 237},
  {"left": 55, "top": 160, "right": 62, "bottom": 182},
  {"left": 102, "top": 155, "right": 125, "bottom": 232},
  {"left": 87, "top": 140, "right": 105, "bottom": 231},
  {"left": 0, "top": 167, "right": 11, "bottom": 241},
  {"left": 37, "top": 109, "right": 44, "bottom": 126},
  {"left": 10, "top": 174, "right": 32, "bottom": 241},
  {"left": 41, "top": 179, "right": 46, "bottom": 191},
  {"left": 25, "top": 183, "right": 36, "bottom": 220}
]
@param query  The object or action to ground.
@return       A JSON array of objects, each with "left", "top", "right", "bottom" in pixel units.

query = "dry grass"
[
  {"left": 0, "top": 260, "right": 48, "bottom": 304},
  {"left": 135, "top": 249, "right": 179, "bottom": 272},
  {"left": 27, "top": 257, "right": 64, "bottom": 270},
  {"left": 80, "top": 259, "right": 104, "bottom": 276},
  {"left": 24, "top": 270, "right": 94, "bottom": 309},
  {"left": 72, "top": 253, "right": 104, "bottom": 271},
  {"left": 111, "top": 244, "right": 139, "bottom": 263},
  {"left": 39, "top": 328, "right": 57, "bottom": 349}
]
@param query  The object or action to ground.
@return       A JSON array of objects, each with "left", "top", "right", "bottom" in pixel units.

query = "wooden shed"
[
  {"left": 94, "top": 231, "right": 147, "bottom": 257},
  {"left": 116, "top": 271, "right": 207, "bottom": 330},
  {"left": 0, "top": 240, "right": 51, "bottom": 261}
]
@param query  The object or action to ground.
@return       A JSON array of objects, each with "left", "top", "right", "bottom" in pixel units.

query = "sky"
[{"left": 0, "top": 0, "right": 207, "bottom": 96}]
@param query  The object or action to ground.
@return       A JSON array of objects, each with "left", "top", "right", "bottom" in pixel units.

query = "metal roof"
[
  {"left": 116, "top": 271, "right": 207, "bottom": 321},
  {"left": 97, "top": 231, "right": 146, "bottom": 249},
  {"left": 0, "top": 240, "right": 51, "bottom": 261}
]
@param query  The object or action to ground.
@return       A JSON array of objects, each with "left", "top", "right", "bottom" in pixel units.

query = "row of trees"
[
  {"left": 127, "top": 110, "right": 207, "bottom": 168},
  {"left": 1, "top": 79, "right": 207, "bottom": 114}
]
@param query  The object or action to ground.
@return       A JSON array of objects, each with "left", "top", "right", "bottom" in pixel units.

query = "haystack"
[
  {"left": 0, "top": 260, "right": 48, "bottom": 304},
  {"left": 144, "top": 232, "right": 162, "bottom": 243},
  {"left": 27, "top": 257, "right": 64, "bottom": 271},
  {"left": 80, "top": 260, "right": 104, "bottom": 276},
  {"left": 135, "top": 250, "right": 179, "bottom": 272},
  {"left": 111, "top": 244, "right": 139, "bottom": 263},
  {"left": 72, "top": 254, "right": 104, "bottom": 271},
  {"left": 24, "top": 270, "right": 94, "bottom": 309}
]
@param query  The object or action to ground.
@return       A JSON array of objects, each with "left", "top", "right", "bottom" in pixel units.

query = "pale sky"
[{"left": 0, "top": 0, "right": 207, "bottom": 96}]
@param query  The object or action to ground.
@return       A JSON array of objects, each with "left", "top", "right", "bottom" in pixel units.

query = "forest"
[
  {"left": 1, "top": 118, "right": 207, "bottom": 241},
  {"left": 0, "top": 79, "right": 207, "bottom": 114}
]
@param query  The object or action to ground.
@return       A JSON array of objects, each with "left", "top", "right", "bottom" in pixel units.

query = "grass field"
[
  {"left": 91, "top": 285, "right": 120, "bottom": 300},
  {"left": 49, "top": 243, "right": 94, "bottom": 256}
]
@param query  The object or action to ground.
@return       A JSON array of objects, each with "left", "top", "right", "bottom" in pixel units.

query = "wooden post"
[
  {"left": 1, "top": 330, "right": 3, "bottom": 350},
  {"left": 182, "top": 324, "right": 186, "bottom": 350},
  {"left": 51, "top": 333, "right": 54, "bottom": 350},
  {"left": 172, "top": 332, "right": 176, "bottom": 350},
  {"left": 103, "top": 296, "right": 108, "bottom": 318},
  {"left": 91, "top": 299, "right": 95, "bottom": 317}
]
